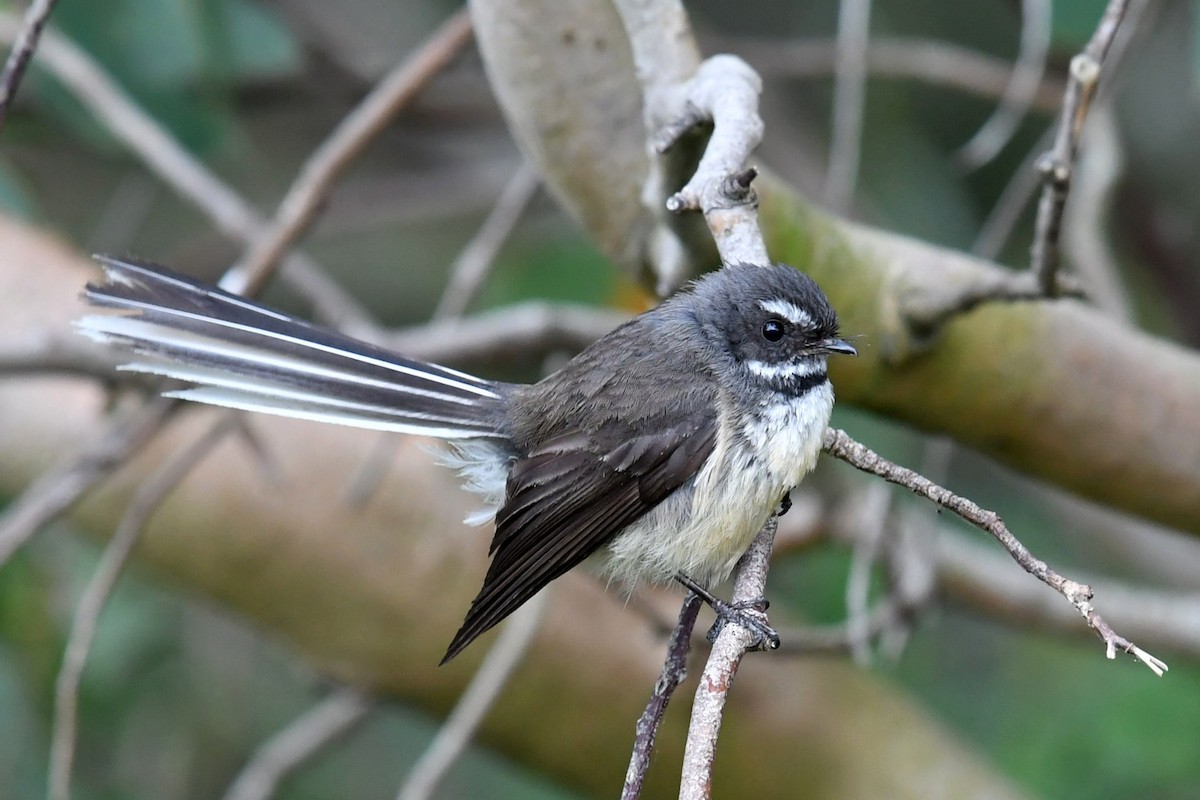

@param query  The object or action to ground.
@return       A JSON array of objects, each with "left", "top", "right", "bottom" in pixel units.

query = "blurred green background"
[{"left": 2, "top": 0, "right": 1200, "bottom": 798}]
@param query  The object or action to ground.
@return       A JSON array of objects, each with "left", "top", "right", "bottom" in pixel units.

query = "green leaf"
[
  {"left": 54, "top": 0, "right": 205, "bottom": 92},
  {"left": 1051, "top": 0, "right": 1110, "bottom": 49},
  {"left": 37, "top": 0, "right": 301, "bottom": 155},
  {"left": 0, "top": 160, "right": 39, "bottom": 219},
  {"left": 206, "top": 0, "right": 303, "bottom": 81}
]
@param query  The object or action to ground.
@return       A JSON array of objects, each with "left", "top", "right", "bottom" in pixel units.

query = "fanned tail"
[{"left": 76, "top": 256, "right": 510, "bottom": 439}]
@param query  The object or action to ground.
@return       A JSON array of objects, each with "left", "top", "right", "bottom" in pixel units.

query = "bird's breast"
[
  {"left": 599, "top": 382, "right": 835, "bottom": 589},
  {"left": 740, "top": 382, "right": 834, "bottom": 489}
]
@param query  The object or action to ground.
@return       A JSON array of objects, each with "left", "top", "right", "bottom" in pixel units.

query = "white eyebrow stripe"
[
  {"left": 759, "top": 299, "right": 812, "bottom": 326},
  {"left": 164, "top": 387, "right": 491, "bottom": 439},
  {"left": 746, "top": 359, "right": 826, "bottom": 380}
]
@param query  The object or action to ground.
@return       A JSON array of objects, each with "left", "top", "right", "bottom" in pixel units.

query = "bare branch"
[
  {"left": 1030, "top": 0, "right": 1137, "bottom": 296},
  {"left": 48, "top": 415, "right": 236, "bottom": 800},
  {"left": 939, "top": 529, "right": 1200, "bottom": 661},
  {"left": 657, "top": 56, "right": 767, "bottom": 269},
  {"left": 779, "top": 483, "right": 1197, "bottom": 664},
  {"left": 0, "top": 330, "right": 123, "bottom": 382},
  {"left": 622, "top": 592, "right": 701, "bottom": 800},
  {"left": 616, "top": 0, "right": 768, "bottom": 286},
  {"left": 822, "top": 0, "right": 872, "bottom": 213},
  {"left": 0, "top": 397, "right": 174, "bottom": 569},
  {"left": 395, "top": 592, "right": 546, "bottom": 800},
  {"left": 389, "top": 301, "right": 627, "bottom": 364},
  {"left": 901, "top": 266, "right": 1084, "bottom": 337},
  {"left": 224, "top": 9, "right": 473, "bottom": 297},
  {"left": 716, "top": 35, "right": 1065, "bottom": 110},
  {"left": 0, "top": 0, "right": 59, "bottom": 132},
  {"left": 823, "top": 428, "right": 1167, "bottom": 675},
  {"left": 0, "top": 13, "right": 374, "bottom": 330},
  {"left": 679, "top": 518, "right": 779, "bottom": 800},
  {"left": 844, "top": 481, "right": 891, "bottom": 665},
  {"left": 885, "top": 1, "right": 1145, "bottom": 336},
  {"left": 223, "top": 686, "right": 373, "bottom": 800},
  {"left": 971, "top": 126, "right": 1054, "bottom": 260},
  {"left": 955, "top": 0, "right": 1051, "bottom": 170},
  {"left": 433, "top": 161, "right": 540, "bottom": 320}
]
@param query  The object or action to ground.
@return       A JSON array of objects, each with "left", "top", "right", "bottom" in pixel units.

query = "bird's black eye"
[{"left": 762, "top": 318, "right": 786, "bottom": 342}]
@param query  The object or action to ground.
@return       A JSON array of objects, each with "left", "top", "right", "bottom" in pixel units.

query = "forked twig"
[
  {"left": 224, "top": 10, "right": 473, "bottom": 297},
  {"left": 223, "top": 686, "right": 373, "bottom": 800},
  {"left": 822, "top": 0, "right": 872, "bottom": 213},
  {"left": 396, "top": 592, "right": 547, "bottom": 800},
  {"left": 0, "top": 397, "right": 174, "bottom": 569},
  {"left": 1029, "top": 0, "right": 1133, "bottom": 296},
  {"left": 823, "top": 428, "right": 1167, "bottom": 675},
  {"left": 48, "top": 415, "right": 237, "bottom": 800},
  {"left": 622, "top": 592, "right": 702, "bottom": 800}
]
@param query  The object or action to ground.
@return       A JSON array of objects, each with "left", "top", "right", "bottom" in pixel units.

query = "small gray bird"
[{"left": 77, "top": 258, "right": 855, "bottom": 662}]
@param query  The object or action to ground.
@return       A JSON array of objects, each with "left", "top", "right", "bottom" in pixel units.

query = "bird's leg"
[{"left": 674, "top": 573, "right": 780, "bottom": 651}]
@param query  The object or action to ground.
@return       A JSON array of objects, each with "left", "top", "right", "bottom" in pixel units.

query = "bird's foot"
[
  {"left": 777, "top": 491, "right": 792, "bottom": 516},
  {"left": 705, "top": 596, "right": 780, "bottom": 651},
  {"left": 674, "top": 573, "right": 780, "bottom": 652}
]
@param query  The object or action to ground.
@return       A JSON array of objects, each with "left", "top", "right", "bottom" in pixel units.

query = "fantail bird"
[{"left": 77, "top": 258, "right": 855, "bottom": 662}]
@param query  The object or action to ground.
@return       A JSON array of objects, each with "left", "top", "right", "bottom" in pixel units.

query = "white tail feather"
[
  {"left": 77, "top": 308, "right": 497, "bottom": 400},
  {"left": 125, "top": 361, "right": 489, "bottom": 429},
  {"left": 164, "top": 387, "right": 487, "bottom": 438},
  {"left": 76, "top": 314, "right": 480, "bottom": 407}
]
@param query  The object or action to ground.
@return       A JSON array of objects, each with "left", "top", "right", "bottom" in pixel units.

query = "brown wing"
[{"left": 440, "top": 416, "right": 717, "bottom": 663}]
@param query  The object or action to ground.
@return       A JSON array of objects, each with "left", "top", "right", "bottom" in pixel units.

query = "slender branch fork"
[
  {"left": 0, "top": 0, "right": 59, "bottom": 132},
  {"left": 622, "top": 592, "right": 702, "bottom": 800},
  {"left": 48, "top": 416, "right": 239, "bottom": 800},
  {"left": 823, "top": 428, "right": 1167, "bottom": 676},
  {"left": 1030, "top": 0, "right": 1132, "bottom": 297},
  {"left": 895, "top": 0, "right": 1139, "bottom": 338}
]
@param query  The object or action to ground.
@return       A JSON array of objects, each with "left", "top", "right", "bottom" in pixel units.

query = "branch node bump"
[{"left": 1069, "top": 53, "right": 1101, "bottom": 87}]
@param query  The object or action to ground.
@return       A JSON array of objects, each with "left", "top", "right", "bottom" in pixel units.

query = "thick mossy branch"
[{"left": 758, "top": 179, "right": 1200, "bottom": 537}]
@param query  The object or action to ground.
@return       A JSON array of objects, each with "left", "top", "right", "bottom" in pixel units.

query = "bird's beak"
[{"left": 821, "top": 338, "right": 857, "bottom": 356}]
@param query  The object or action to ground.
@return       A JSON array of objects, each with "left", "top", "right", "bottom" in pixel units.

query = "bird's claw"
[{"left": 706, "top": 596, "right": 780, "bottom": 651}]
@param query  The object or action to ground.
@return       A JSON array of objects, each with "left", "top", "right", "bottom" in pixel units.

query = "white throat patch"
[{"left": 746, "top": 358, "right": 825, "bottom": 382}]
